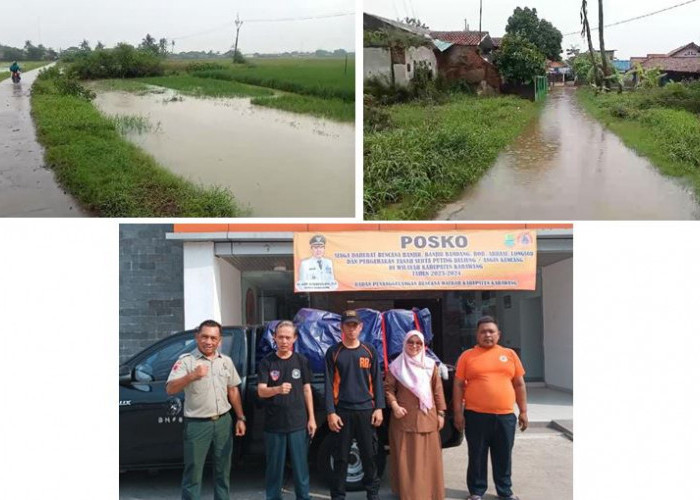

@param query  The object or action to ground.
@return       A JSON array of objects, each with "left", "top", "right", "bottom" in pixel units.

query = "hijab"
[{"left": 388, "top": 330, "right": 436, "bottom": 413}]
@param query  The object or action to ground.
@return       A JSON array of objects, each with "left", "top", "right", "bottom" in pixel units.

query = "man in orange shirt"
[{"left": 453, "top": 316, "right": 528, "bottom": 500}]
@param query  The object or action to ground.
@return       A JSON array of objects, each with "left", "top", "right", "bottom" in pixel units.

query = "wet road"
[
  {"left": 0, "top": 65, "right": 85, "bottom": 216},
  {"left": 436, "top": 86, "right": 700, "bottom": 220},
  {"left": 93, "top": 89, "right": 355, "bottom": 217}
]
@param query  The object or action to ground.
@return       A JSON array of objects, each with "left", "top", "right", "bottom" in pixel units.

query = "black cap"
[
  {"left": 309, "top": 234, "right": 326, "bottom": 246},
  {"left": 341, "top": 310, "right": 361, "bottom": 324}
]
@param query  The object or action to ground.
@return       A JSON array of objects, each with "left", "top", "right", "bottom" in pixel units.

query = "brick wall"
[{"left": 119, "top": 224, "right": 184, "bottom": 363}]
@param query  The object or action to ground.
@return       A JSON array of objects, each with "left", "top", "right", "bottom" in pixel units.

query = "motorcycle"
[{"left": 11, "top": 70, "right": 21, "bottom": 83}]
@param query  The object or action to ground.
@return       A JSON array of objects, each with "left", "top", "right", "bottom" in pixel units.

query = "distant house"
[
  {"left": 429, "top": 30, "right": 501, "bottom": 91},
  {"left": 547, "top": 60, "right": 570, "bottom": 83},
  {"left": 363, "top": 13, "right": 437, "bottom": 87},
  {"left": 630, "top": 42, "right": 700, "bottom": 82}
]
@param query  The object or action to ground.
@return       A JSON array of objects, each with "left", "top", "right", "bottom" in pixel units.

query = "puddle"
[
  {"left": 93, "top": 88, "right": 355, "bottom": 217},
  {"left": 437, "top": 86, "right": 700, "bottom": 220}
]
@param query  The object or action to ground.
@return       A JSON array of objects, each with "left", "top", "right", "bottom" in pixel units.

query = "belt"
[{"left": 185, "top": 413, "right": 229, "bottom": 422}]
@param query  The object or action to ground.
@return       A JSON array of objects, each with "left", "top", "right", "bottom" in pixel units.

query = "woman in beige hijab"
[{"left": 384, "top": 330, "right": 446, "bottom": 500}]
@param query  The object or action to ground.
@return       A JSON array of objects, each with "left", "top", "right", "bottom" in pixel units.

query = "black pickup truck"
[{"left": 119, "top": 326, "right": 463, "bottom": 490}]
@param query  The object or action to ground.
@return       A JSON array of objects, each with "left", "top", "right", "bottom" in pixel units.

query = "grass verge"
[
  {"left": 0, "top": 61, "right": 51, "bottom": 82},
  {"left": 364, "top": 94, "right": 539, "bottom": 219},
  {"left": 576, "top": 87, "right": 700, "bottom": 196},
  {"left": 93, "top": 75, "right": 273, "bottom": 98},
  {"left": 251, "top": 94, "right": 354, "bottom": 122},
  {"left": 31, "top": 74, "right": 245, "bottom": 217}
]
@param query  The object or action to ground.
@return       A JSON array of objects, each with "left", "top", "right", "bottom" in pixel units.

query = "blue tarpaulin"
[{"left": 257, "top": 308, "right": 443, "bottom": 373}]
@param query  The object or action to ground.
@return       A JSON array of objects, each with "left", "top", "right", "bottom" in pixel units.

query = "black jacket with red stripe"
[{"left": 324, "top": 341, "right": 385, "bottom": 413}]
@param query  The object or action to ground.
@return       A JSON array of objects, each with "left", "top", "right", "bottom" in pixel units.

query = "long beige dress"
[{"left": 384, "top": 366, "right": 447, "bottom": 500}]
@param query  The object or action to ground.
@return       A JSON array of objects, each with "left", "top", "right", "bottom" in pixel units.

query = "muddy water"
[
  {"left": 437, "top": 86, "right": 700, "bottom": 220},
  {"left": 93, "top": 89, "right": 354, "bottom": 217}
]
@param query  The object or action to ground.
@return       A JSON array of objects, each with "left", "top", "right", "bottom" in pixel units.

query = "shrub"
[{"left": 67, "top": 43, "right": 164, "bottom": 79}]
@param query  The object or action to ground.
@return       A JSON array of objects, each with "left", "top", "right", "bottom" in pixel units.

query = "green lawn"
[
  {"left": 0, "top": 61, "right": 51, "bottom": 82},
  {"left": 364, "top": 94, "right": 539, "bottom": 220},
  {"left": 577, "top": 86, "right": 700, "bottom": 198}
]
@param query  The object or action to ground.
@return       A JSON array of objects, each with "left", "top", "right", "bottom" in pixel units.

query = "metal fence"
[{"left": 534, "top": 75, "right": 548, "bottom": 101}]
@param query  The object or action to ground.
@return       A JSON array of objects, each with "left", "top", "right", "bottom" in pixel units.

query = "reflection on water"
[
  {"left": 93, "top": 89, "right": 354, "bottom": 217},
  {"left": 437, "top": 86, "right": 700, "bottom": 220}
]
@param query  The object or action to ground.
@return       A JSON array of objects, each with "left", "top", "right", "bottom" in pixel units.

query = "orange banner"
[{"left": 294, "top": 230, "right": 537, "bottom": 292}]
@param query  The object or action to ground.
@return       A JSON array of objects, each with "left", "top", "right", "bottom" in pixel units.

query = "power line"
[
  {"left": 171, "top": 12, "right": 353, "bottom": 40},
  {"left": 563, "top": 0, "right": 698, "bottom": 36}
]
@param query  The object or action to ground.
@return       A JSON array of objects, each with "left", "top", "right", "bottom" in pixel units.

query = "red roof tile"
[
  {"left": 430, "top": 31, "right": 487, "bottom": 46},
  {"left": 641, "top": 57, "right": 700, "bottom": 73}
]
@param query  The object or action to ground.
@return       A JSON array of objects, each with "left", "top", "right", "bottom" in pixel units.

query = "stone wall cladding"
[{"left": 119, "top": 224, "right": 184, "bottom": 363}]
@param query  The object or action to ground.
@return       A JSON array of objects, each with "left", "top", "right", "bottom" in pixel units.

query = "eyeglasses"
[{"left": 406, "top": 340, "right": 424, "bottom": 346}]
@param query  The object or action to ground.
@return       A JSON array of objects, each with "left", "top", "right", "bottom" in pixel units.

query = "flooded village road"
[
  {"left": 93, "top": 90, "right": 355, "bottom": 217},
  {"left": 436, "top": 86, "right": 700, "bottom": 220},
  {"left": 0, "top": 65, "right": 85, "bottom": 216}
]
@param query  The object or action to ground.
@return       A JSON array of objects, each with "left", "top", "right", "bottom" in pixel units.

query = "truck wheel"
[{"left": 316, "top": 435, "right": 386, "bottom": 492}]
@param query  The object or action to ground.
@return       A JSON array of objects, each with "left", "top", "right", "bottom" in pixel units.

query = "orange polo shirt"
[{"left": 455, "top": 345, "right": 525, "bottom": 415}]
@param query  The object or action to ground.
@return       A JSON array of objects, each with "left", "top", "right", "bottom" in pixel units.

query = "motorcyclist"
[{"left": 9, "top": 61, "right": 21, "bottom": 81}]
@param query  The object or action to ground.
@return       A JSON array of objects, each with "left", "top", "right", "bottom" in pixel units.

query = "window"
[{"left": 135, "top": 337, "right": 196, "bottom": 382}]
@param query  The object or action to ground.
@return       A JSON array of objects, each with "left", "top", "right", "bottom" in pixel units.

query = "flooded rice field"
[
  {"left": 93, "top": 88, "right": 354, "bottom": 217},
  {"left": 437, "top": 86, "right": 700, "bottom": 220}
]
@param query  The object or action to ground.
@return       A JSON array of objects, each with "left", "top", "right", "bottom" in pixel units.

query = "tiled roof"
[
  {"left": 430, "top": 31, "right": 487, "bottom": 46},
  {"left": 491, "top": 37, "right": 502, "bottom": 47},
  {"left": 641, "top": 57, "right": 700, "bottom": 73}
]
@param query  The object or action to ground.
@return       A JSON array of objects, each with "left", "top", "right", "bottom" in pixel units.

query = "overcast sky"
[
  {"left": 2, "top": 0, "right": 354, "bottom": 53},
  {"left": 366, "top": 0, "right": 700, "bottom": 59}
]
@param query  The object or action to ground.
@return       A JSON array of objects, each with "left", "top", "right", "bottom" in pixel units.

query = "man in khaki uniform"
[{"left": 166, "top": 319, "right": 247, "bottom": 500}]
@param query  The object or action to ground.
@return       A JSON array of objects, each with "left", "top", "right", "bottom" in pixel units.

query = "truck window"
[{"left": 135, "top": 337, "right": 196, "bottom": 382}]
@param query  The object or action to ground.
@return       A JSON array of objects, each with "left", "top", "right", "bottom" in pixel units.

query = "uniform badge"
[
  {"left": 499, "top": 355, "right": 508, "bottom": 362},
  {"left": 270, "top": 370, "right": 280, "bottom": 381},
  {"left": 292, "top": 369, "right": 301, "bottom": 379},
  {"left": 171, "top": 360, "right": 182, "bottom": 372}
]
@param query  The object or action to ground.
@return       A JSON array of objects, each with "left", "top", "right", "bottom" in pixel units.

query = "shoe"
[
  {"left": 467, "top": 496, "right": 483, "bottom": 500},
  {"left": 499, "top": 496, "right": 520, "bottom": 500}
]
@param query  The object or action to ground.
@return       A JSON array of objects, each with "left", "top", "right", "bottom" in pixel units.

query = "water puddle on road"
[
  {"left": 93, "top": 88, "right": 354, "bottom": 217},
  {"left": 437, "top": 86, "right": 700, "bottom": 220}
]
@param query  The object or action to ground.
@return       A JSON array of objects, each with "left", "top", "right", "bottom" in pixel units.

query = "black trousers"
[
  {"left": 330, "top": 408, "right": 380, "bottom": 500},
  {"left": 464, "top": 410, "right": 517, "bottom": 497}
]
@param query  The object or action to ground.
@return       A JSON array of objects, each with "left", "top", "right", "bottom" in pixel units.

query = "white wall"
[
  {"left": 542, "top": 257, "right": 573, "bottom": 391},
  {"left": 406, "top": 46, "right": 437, "bottom": 80},
  {"left": 183, "top": 243, "right": 241, "bottom": 328},
  {"left": 364, "top": 47, "right": 393, "bottom": 84},
  {"left": 218, "top": 257, "right": 241, "bottom": 325}
]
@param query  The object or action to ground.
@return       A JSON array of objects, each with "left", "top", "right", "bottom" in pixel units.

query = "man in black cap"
[
  {"left": 324, "top": 310, "right": 385, "bottom": 500},
  {"left": 297, "top": 234, "right": 336, "bottom": 290}
]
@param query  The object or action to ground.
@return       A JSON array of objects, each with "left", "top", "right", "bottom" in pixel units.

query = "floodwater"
[
  {"left": 93, "top": 89, "right": 354, "bottom": 217},
  {"left": 436, "top": 86, "right": 700, "bottom": 220}
]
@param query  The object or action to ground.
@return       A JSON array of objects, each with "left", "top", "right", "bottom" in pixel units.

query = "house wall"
[
  {"left": 406, "top": 46, "right": 438, "bottom": 80},
  {"left": 435, "top": 45, "right": 501, "bottom": 89},
  {"left": 364, "top": 47, "right": 393, "bottom": 85},
  {"left": 542, "top": 257, "right": 573, "bottom": 392}
]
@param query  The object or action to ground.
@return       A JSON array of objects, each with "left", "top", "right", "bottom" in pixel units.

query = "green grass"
[
  {"left": 577, "top": 87, "right": 700, "bottom": 196},
  {"left": 364, "top": 94, "right": 539, "bottom": 220},
  {"left": 251, "top": 93, "right": 354, "bottom": 122},
  {"left": 31, "top": 77, "right": 245, "bottom": 217},
  {"left": 108, "top": 114, "right": 157, "bottom": 134},
  {"left": 93, "top": 75, "right": 273, "bottom": 98},
  {"left": 0, "top": 61, "right": 51, "bottom": 82},
  {"left": 168, "top": 57, "right": 355, "bottom": 101}
]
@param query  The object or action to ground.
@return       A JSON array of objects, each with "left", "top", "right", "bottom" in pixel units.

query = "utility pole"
[
  {"left": 479, "top": 0, "right": 483, "bottom": 36},
  {"left": 171, "top": 40, "right": 175, "bottom": 55},
  {"left": 233, "top": 13, "right": 243, "bottom": 63}
]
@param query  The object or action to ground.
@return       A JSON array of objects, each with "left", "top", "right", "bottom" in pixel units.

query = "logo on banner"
[
  {"left": 504, "top": 234, "right": 516, "bottom": 247},
  {"left": 292, "top": 369, "right": 301, "bottom": 379},
  {"left": 517, "top": 232, "right": 533, "bottom": 245},
  {"left": 270, "top": 370, "right": 280, "bottom": 381}
]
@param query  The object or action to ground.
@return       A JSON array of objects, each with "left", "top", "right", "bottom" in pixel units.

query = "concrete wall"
[
  {"left": 542, "top": 257, "right": 573, "bottom": 391},
  {"left": 183, "top": 242, "right": 242, "bottom": 328},
  {"left": 406, "top": 46, "right": 437, "bottom": 80},
  {"left": 119, "top": 224, "right": 183, "bottom": 363},
  {"left": 364, "top": 47, "right": 392, "bottom": 84}
]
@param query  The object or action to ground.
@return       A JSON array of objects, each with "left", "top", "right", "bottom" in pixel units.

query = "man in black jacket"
[{"left": 324, "top": 310, "right": 385, "bottom": 500}]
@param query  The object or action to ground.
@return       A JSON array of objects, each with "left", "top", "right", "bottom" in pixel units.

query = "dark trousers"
[
  {"left": 264, "top": 428, "right": 310, "bottom": 500},
  {"left": 330, "top": 409, "right": 380, "bottom": 500},
  {"left": 181, "top": 412, "right": 233, "bottom": 500},
  {"left": 464, "top": 410, "right": 516, "bottom": 498}
]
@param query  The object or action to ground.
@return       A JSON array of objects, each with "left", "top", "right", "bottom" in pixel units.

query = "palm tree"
[
  {"left": 597, "top": 0, "right": 610, "bottom": 89},
  {"left": 580, "top": 0, "right": 601, "bottom": 88}
]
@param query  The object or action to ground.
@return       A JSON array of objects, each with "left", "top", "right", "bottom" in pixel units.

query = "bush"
[
  {"left": 33, "top": 65, "right": 96, "bottom": 100},
  {"left": 67, "top": 43, "right": 164, "bottom": 79},
  {"left": 494, "top": 34, "right": 546, "bottom": 85}
]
